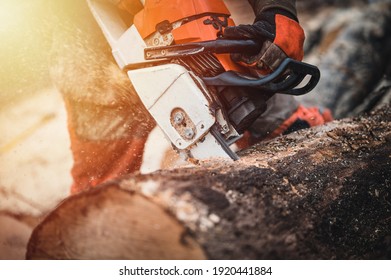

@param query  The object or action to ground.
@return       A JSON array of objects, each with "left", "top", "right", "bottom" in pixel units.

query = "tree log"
[
  {"left": 298, "top": 2, "right": 391, "bottom": 119},
  {"left": 27, "top": 106, "right": 391, "bottom": 259}
]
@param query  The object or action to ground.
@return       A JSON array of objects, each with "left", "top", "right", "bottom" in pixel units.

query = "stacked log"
[{"left": 298, "top": 2, "right": 391, "bottom": 118}]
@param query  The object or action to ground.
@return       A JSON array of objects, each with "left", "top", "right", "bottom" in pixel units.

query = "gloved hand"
[{"left": 223, "top": 8, "right": 305, "bottom": 72}]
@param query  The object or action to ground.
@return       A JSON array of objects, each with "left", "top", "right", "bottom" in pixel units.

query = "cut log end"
[{"left": 26, "top": 185, "right": 206, "bottom": 260}]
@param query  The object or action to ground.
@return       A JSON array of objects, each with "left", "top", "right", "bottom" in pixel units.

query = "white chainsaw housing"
[
  {"left": 87, "top": 0, "right": 148, "bottom": 67},
  {"left": 129, "top": 64, "right": 236, "bottom": 159},
  {"left": 128, "top": 64, "right": 215, "bottom": 150}
]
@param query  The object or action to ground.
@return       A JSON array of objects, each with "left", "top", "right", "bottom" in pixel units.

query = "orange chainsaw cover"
[
  {"left": 118, "top": 0, "right": 144, "bottom": 15},
  {"left": 133, "top": 0, "right": 231, "bottom": 39},
  {"left": 134, "top": 0, "right": 242, "bottom": 72}
]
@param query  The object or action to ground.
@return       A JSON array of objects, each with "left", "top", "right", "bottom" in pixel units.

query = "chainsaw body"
[{"left": 87, "top": 0, "right": 320, "bottom": 160}]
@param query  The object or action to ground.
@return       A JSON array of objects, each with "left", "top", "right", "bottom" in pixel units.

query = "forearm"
[{"left": 248, "top": 0, "right": 297, "bottom": 18}]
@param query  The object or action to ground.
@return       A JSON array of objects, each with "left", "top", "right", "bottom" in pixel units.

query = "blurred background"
[
  {"left": 0, "top": 0, "right": 390, "bottom": 259},
  {"left": 0, "top": 0, "right": 73, "bottom": 260},
  {"left": 0, "top": 0, "right": 49, "bottom": 105}
]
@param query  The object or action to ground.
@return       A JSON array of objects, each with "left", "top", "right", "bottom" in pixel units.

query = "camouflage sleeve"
[{"left": 247, "top": 0, "right": 297, "bottom": 18}]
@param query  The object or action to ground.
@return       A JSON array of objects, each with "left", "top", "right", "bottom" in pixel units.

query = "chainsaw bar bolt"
[
  {"left": 173, "top": 112, "right": 185, "bottom": 125},
  {"left": 184, "top": 128, "right": 195, "bottom": 140},
  {"left": 171, "top": 108, "right": 197, "bottom": 142}
]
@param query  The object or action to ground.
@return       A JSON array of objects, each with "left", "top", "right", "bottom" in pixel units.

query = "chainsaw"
[{"left": 87, "top": 0, "right": 320, "bottom": 160}]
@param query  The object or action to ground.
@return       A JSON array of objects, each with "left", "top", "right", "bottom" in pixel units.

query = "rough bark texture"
[
  {"left": 27, "top": 106, "right": 391, "bottom": 260},
  {"left": 298, "top": 2, "right": 391, "bottom": 119}
]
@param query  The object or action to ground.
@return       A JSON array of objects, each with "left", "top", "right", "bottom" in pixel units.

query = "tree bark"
[
  {"left": 298, "top": 2, "right": 391, "bottom": 119},
  {"left": 27, "top": 106, "right": 391, "bottom": 260}
]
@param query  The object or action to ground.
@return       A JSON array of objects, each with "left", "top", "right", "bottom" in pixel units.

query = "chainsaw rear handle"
[
  {"left": 203, "top": 58, "right": 320, "bottom": 96},
  {"left": 144, "top": 39, "right": 320, "bottom": 96}
]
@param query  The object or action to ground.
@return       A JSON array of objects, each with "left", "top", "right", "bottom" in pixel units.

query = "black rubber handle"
[{"left": 202, "top": 58, "right": 321, "bottom": 96}]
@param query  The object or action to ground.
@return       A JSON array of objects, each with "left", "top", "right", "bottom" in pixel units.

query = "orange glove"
[{"left": 223, "top": 8, "right": 305, "bottom": 72}]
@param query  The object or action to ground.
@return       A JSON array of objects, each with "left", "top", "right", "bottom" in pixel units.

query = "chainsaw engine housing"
[{"left": 87, "top": 0, "right": 320, "bottom": 160}]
